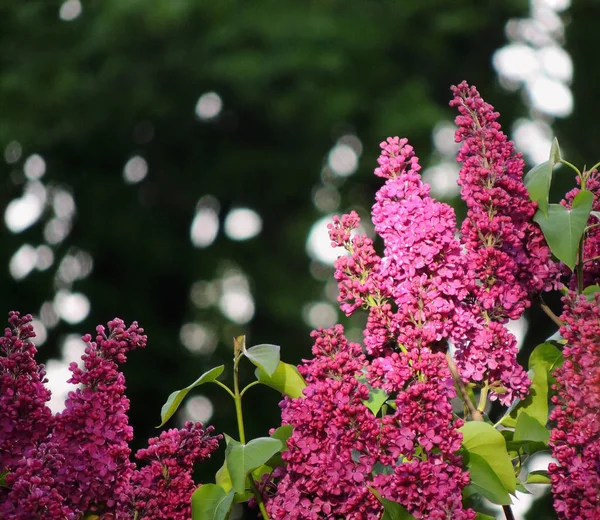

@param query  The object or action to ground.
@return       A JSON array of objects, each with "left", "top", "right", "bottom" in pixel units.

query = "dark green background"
[{"left": 3, "top": 1, "right": 597, "bottom": 517}]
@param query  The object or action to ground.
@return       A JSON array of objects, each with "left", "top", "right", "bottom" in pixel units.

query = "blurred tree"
[{"left": 2, "top": 0, "right": 586, "bottom": 517}]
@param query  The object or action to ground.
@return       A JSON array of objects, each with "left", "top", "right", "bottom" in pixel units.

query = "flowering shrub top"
[{"left": 3, "top": 81, "right": 600, "bottom": 520}]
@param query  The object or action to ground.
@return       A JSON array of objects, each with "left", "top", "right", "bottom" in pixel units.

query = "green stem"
[
  {"left": 249, "top": 478, "right": 269, "bottom": 519},
  {"left": 445, "top": 351, "right": 483, "bottom": 422},
  {"left": 240, "top": 380, "right": 261, "bottom": 398},
  {"left": 214, "top": 380, "right": 236, "bottom": 399},
  {"left": 559, "top": 159, "right": 581, "bottom": 178},
  {"left": 539, "top": 298, "right": 564, "bottom": 328},
  {"left": 232, "top": 337, "right": 271, "bottom": 520},
  {"left": 477, "top": 382, "right": 489, "bottom": 413},
  {"left": 233, "top": 352, "right": 246, "bottom": 444}
]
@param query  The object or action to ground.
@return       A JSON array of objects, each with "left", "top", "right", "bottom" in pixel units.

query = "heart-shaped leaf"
[
  {"left": 499, "top": 341, "right": 562, "bottom": 429},
  {"left": 357, "top": 375, "right": 389, "bottom": 415},
  {"left": 225, "top": 435, "right": 283, "bottom": 494},
  {"left": 265, "top": 424, "right": 293, "bottom": 468},
  {"left": 244, "top": 344, "right": 280, "bottom": 376},
  {"left": 514, "top": 411, "right": 550, "bottom": 444},
  {"left": 459, "top": 421, "right": 516, "bottom": 497},
  {"left": 158, "top": 365, "right": 225, "bottom": 427},
  {"left": 191, "top": 484, "right": 234, "bottom": 520},
  {"left": 255, "top": 361, "right": 306, "bottom": 398},
  {"left": 534, "top": 190, "right": 594, "bottom": 270},
  {"left": 462, "top": 452, "right": 512, "bottom": 505}
]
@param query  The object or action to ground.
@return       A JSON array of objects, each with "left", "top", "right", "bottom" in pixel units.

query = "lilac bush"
[{"left": 2, "top": 81, "right": 600, "bottom": 519}]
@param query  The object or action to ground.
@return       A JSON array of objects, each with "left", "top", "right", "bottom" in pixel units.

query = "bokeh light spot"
[
  {"left": 182, "top": 395, "right": 214, "bottom": 423},
  {"left": 59, "top": 0, "right": 82, "bottom": 21},
  {"left": 303, "top": 301, "right": 338, "bottom": 329},
  {"left": 123, "top": 155, "right": 148, "bottom": 184},
  {"left": 224, "top": 208, "right": 262, "bottom": 241},
  {"left": 9, "top": 244, "right": 38, "bottom": 280},
  {"left": 328, "top": 143, "right": 358, "bottom": 177},
  {"left": 4, "top": 141, "right": 22, "bottom": 164},
  {"left": 54, "top": 290, "right": 91, "bottom": 324},
  {"left": 195, "top": 92, "right": 222, "bottom": 120},
  {"left": 24, "top": 154, "right": 46, "bottom": 180},
  {"left": 35, "top": 245, "right": 54, "bottom": 271},
  {"left": 5, "top": 182, "right": 47, "bottom": 233},
  {"left": 529, "top": 76, "right": 573, "bottom": 116},
  {"left": 180, "top": 322, "right": 218, "bottom": 354}
]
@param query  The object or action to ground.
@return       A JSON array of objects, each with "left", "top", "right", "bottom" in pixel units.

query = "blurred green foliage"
[{"left": 4, "top": 0, "right": 597, "bottom": 517}]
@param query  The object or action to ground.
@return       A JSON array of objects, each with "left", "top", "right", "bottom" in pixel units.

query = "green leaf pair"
[{"left": 158, "top": 343, "right": 307, "bottom": 428}]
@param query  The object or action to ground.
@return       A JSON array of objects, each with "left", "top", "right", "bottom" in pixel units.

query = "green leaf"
[
  {"left": 224, "top": 435, "right": 283, "bottom": 494},
  {"left": 475, "top": 513, "right": 497, "bottom": 520},
  {"left": 534, "top": 190, "right": 594, "bottom": 270},
  {"left": 525, "top": 160, "right": 553, "bottom": 217},
  {"left": 255, "top": 361, "right": 306, "bottom": 398},
  {"left": 357, "top": 375, "right": 389, "bottom": 415},
  {"left": 244, "top": 343, "right": 280, "bottom": 377},
  {"left": 0, "top": 470, "right": 8, "bottom": 488},
  {"left": 529, "top": 342, "right": 564, "bottom": 373},
  {"left": 215, "top": 461, "right": 233, "bottom": 493},
  {"left": 462, "top": 452, "right": 511, "bottom": 505},
  {"left": 191, "top": 484, "right": 234, "bottom": 520},
  {"left": 583, "top": 284, "right": 600, "bottom": 301},
  {"left": 500, "top": 342, "right": 564, "bottom": 428},
  {"left": 459, "top": 422, "right": 516, "bottom": 497},
  {"left": 265, "top": 425, "right": 293, "bottom": 468},
  {"left": 515, "top": 479, "right": 532, "bottom": 494},
  {"left": 550, "top": 137, "right": 561, "bottom": 165},
  {"left": 369, "top": 488, "right": 417, "bottom": 520},
  {"left": 514, "top": 412, "right": 549, "bottom": 444},
  {"left": 269, "top": 424, "right": 293, "bottom": 450},
  {"left": 158, "top": 365, "right": 225, "bottom": 427},
  {"left": 525, "top": 470, "right": 551, "bottom": 484},
  {"left": 372, "top": 462, "right": 394, "bottom": 476}
]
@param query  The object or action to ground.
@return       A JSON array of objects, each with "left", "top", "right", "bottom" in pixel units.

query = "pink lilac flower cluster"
[
  {"left": 0, "top": 312, "right": 220, "bottom": 520},
  {"left": 449, "top": 82, "right": 559, "bottom": 404},
  {"left": 450, "top": 81, "right": 559, "bottom": 321},
  {"left": 267, "top": 325, "right": 475, "bottom": 519},
  {"left": 0, "top": 312, "right": 54, "bottom": 469},
  {"left": 368, "top": 349, "right": 473, "bottom": 520},
  {"left": 334, "top": 130, "right": 530, "bottom": 403},
  {"left": 548, "top": 292, "right": 600, "bottom": 519},
  {"left": 266, "top": 326, "right": 383, "bottom": 519},
  {"left": 122, "top": 422, "right": 221, "bottom": 520},
  {"left": 51, "top": 319, "right": 146, "bottom": 513}
]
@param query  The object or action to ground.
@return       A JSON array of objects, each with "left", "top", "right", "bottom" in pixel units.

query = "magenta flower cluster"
[
  {"left": 0, "top": 312, "right": 220, "bottom": 519},
  {"left": 549, "top": 293, "right": 600, "bottom": 519},
  {"left": 266, "top": 326, "right": 473, "bottom": 520},
  {"left": 265, "top": 82, "right": 560, "bottom": 518}
]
